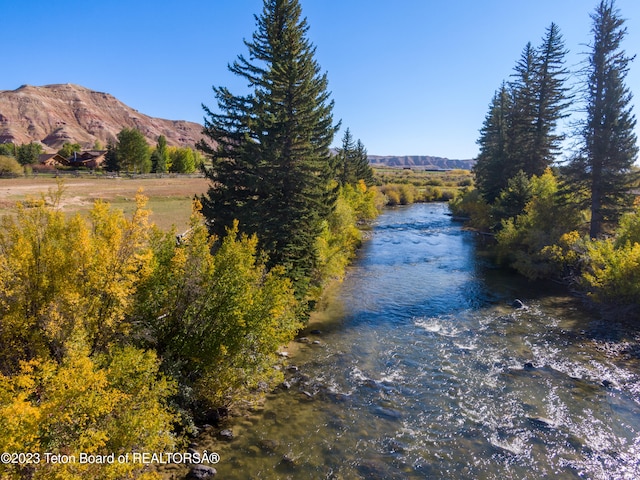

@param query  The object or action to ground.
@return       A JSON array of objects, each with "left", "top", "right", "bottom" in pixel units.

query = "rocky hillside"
[
  {"left": 368, "top": 155, "right": 475, "bottom": 170},
  {"left": 0, "top": 84, "right": 204, "bottom": 150}
]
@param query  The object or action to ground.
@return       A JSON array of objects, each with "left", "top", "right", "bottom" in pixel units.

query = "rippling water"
[{"left": 197, "top": 203, "right": 640, "bottom": 479}]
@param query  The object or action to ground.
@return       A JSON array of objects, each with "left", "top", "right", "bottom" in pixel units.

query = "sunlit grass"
[{"left": 0, "top": 176, "right": 209, "bottom": 232}]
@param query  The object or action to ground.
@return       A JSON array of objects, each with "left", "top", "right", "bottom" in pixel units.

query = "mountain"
[
  {"left": 0, "top": 84, "right": 475, "bottom": 167},
  {"left": 0, "top": 84, "right": 204, "bottom": 150},
  {"left": 368, "top": 155, "right": 475, "bottom": 170}
]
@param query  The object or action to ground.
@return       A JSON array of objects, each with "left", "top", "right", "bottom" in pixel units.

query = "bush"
[
  {"left": 0, "top": 155, "right": 22, "bottom": 177},
  {"left": 398, "top": 184, "right": 415, "bottom": 204},
  {"left": 581, "top": 238, "right": 640, "bottom": 304},
  {"left": 495, "top": 169, "right": 583, "bottom": 279},
  {"left": 137, "top": 210, "right": 300, "bottom": 408},
  {"left": 383, "top": 185, "right": 401, "bottom": 206},
  {"left": 448, "top": 188, "right": 491, "bottom": 230}
]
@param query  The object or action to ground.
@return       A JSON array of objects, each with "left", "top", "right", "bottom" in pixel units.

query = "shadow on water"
[{"left": 182, "top": 203, "right": 640, "bottom": 480}]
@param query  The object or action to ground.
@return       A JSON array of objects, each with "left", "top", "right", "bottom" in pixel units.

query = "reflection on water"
[{"left": 192, "top": 203, "right": 640, "bottom": 479}]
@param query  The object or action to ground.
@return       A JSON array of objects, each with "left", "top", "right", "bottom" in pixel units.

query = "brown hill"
[
  {"left": 368, "top": 155, "right": 475, "bottom": 170},
  {"left": 0, "top": 84, "right": 204, "bottom": 151}
]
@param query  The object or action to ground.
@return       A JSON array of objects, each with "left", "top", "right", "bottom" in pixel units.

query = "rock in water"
[
  {"left": 512, "top": 299, "right": 526, "bottom": 309},
  {"left": 187, "top": 465, "right": 217, "bottom": 479}
]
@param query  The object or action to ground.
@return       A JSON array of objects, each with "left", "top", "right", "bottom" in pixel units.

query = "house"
[
  {"left": 38, "top": 153, "right": 68, "bottom": 167},
  {"left": 67, "top": 150, "right": 107, "bottom": 169}
]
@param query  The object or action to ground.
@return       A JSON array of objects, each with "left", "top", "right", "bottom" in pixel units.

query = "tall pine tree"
[
  {"left": 532, "top": 23, "right": 571, "bottom": 174},
  {"left": 335, "top": 128, "right": 374, "bottom": 187},
  {"left": 354, "top": 139, "right": 374, "bottom": 186},
  {"left": 151, "top": 135, "right": 168, "bottom": 173},
  {"left": 198, "top": 0, "right": 339, "bottom": 295},
  {"left": 474, "top": 83, "right": 512, "bottom": 203},
  {"left": 564, "top": 0, "right": 638, "bottom": 238},
  {"left": 508, "top": 42, "right": 539, "bottom": 177},
  {"left": 475, "top": 24, "right": 569, "bottom": 209}
]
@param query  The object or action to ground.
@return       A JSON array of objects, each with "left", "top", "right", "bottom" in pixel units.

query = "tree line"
[
  {"left": 104, "top": 130, "right": 206, "bottom": 174},
  {"left": 0, "top": 130, "right": 204, "bottom": 175},
  {"left": 451, "top": 0, "right": 640, "bottom": 308}
]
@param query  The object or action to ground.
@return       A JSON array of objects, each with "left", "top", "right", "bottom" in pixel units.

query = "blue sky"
[{"left": 2, "top": 0, "right": 640, "bottom": 159}]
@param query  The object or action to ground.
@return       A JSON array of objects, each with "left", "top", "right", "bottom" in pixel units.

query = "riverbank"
[{"left": 173, "top": 203, "right": 640, "bottom": 479}]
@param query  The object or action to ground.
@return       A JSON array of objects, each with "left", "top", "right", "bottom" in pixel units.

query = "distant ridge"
[
  {"left": 368, "top": 155, "right": 475, "bottom": 170},
  {"left": 0, "top": 83, "right": 203, "bottom": 150}
]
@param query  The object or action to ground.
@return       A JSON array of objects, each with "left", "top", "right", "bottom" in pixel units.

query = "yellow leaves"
[
  {"left": 0, "top": 181, "right": 308, "bottom": 474},
  {"left": 581, "top": 238, "right": 640, "bottom": 302},
  {"left": 615, "top": 204, "right": 640, "bottom": 248},
  {"left": 141, "top": 215, "right": 300, "bottom": 408},
  {"left": 315, "top": 185, "right": 378, "bottom": 287},
  {"left": 0, "top": 348, "right": 174, "bottom": 480},
  {"left": 0, "top": 361, "right": 43, "bottom": 453},
  {"left": 0, "top": 189, "right": 155, "bottom": 366}
]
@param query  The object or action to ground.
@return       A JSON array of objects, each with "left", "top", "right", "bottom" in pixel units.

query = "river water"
[{"left": 204, "top": 203, "right": 640, "bottom": 479}]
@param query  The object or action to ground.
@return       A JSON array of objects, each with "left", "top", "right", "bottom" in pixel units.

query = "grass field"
[
  {"left": 0, "top": 168, "right": 475, "bottom": 231},
  {"left": 0, "top": 175, "right": 210, "bottom": 232}
]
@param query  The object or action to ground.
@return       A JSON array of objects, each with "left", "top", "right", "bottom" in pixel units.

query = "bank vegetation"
[{"left": 450, "top": 0, "right": 640, "bottom": 315}]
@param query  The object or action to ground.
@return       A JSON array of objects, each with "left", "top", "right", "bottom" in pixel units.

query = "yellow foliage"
[
  {"left": 0, "top": 191, "right": 153, "bottom": 370},
  {"left": 494, "top": 169, "right": 583, "bottom": 279},
  {"left": 314, "top": 183, "right": 380, "bottom": 289},
  {"left": 581, "top": 238, "right": 640, "bottom": 303},
  {"left": 137, "top": 213, "right": 301, "bottom": 408},
  {"left": 0, "top": 188, "right": 175, "bottom": 479},
  {"left": 0, "top": 347, "right": 174, "bottom": 480}
]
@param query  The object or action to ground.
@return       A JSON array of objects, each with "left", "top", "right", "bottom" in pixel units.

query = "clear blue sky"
[{"left": 2, "top": 0, "right": 640, "bottom": 159}]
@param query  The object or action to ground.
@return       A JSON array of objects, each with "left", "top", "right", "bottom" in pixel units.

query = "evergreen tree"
[
  {"left": 335, "top": 129, "right": 374, "bottom": 187},
  {"left": 532, "top": 23, "right": 571, "bottom": 174},
  {"left": 509, "top": 26, "right": 570, "bottom": 178},
  {"left": 354, "top": 139, "right": 374, "bottom": 186},
  {"left": 508, "top": 42, "right": 539, "bottom": 176},
  {"left": 474, "top": 84, "right": 512, "bottom": 203},
  {"left": 199, "top": 0, "right": 339, "bottom": 295},
  {"left": 564, "top": 0, "right": 638, "bottom": 238},
  {"left": 336, "top": 128, "right": 356, "bottom": 186},
  {"left": 103, "top": 142, "right": 119, "bottom": 172},
  {"left": 475, "top": 24, "right": 569, "bottom": 214},
  {"left": 151, "top": 135, "right": 169, "bottom": 173}
]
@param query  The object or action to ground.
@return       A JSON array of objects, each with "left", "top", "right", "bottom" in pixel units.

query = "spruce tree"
[
  {"left": 508, "top": 42, "right": 539, "bottom": 177},
  {"left": 336, "top": 128, "right": 356, "bottom": 186},
  {"left": 564, "top": 0, "right": 638, "bottom": 237},
  {"left": 104, "top": 142, "right": 119, "bottom": 172},
  {"left": 474, "top": 84, "right": 512, "bottom": 203},
  {"left": 475, "top": 24, "right": 569, "bottom": 213},
  {"left": 151, "top": 135, "right": 168, "bottom": 173},
  {"left": 506, "top": 27, "right": 570, "bottom": 180},
  {"left": 532, "top": 23, "right": 571, "bottom": 175},
  {"left": 354, "top": 139, "right": 374, "bottom": 186},
  {"left": 335, "top": 128, "right": 373, "bottom": 187},
  {"left": 198, "top": 0, "right": 339, "bottom": 295}
]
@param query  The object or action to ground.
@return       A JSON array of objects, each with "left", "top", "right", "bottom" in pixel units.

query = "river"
[{"left": 199, "top": 203, "right": 640, "bottom": 479}]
